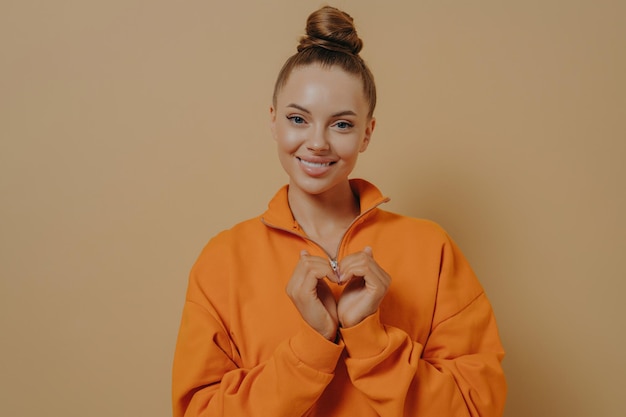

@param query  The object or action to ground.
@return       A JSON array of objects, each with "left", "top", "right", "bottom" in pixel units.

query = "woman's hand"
[
  {"left": 336, "top": 247, "right": 391, "bottom": 328},
  {"left": 286, "top": 250, "right": 339, "bottom": 341}
]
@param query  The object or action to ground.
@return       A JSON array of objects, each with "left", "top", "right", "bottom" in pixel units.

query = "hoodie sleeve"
[
  {"left": 171, "top": 237, "right": 344, "bottom": 417},
  {"left": 340, "top": 233, "right": 507, "bottom": 417}
]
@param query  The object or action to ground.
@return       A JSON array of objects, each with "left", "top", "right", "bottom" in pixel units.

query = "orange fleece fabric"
[{"left": 172, "top": 179, "right": 506, "bottom": 416}]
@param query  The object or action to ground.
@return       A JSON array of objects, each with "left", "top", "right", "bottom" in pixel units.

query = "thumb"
[
  {"left": 363, "top": 246, "right": 373, "bottom": 256},
  {"left": 300, "top": 250, "right": 310, "bottom": 257}
]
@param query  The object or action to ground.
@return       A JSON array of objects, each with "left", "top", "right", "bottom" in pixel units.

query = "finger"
[
  {"left": 363, "top": 246, "right": 373, "bottom": 256},
  {"left": 337, "top": 251, "right": 370, "bottom": 283},
  {"left": 338, "top": 264, "right": 369, "bottom": 285},
  {"left": 298, "top": 251, "right": 332, "bottom": 276},
  {"left": 339, "top": 252, "right": 388, "bottom": 288},
  {"left": 288, "top": 252, "right": 327, "bottom": 293},
  {"left": 298, "top": 254, "right": 341, "bottom": 284}
]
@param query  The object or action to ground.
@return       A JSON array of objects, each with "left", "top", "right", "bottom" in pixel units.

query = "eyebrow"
[{"left": 286, "top": 103, "right": 357, "bottom": 118}]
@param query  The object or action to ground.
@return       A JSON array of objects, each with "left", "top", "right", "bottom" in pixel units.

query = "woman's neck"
[{"left": 288, "top": 181, "right": 360, "bottom": 244}]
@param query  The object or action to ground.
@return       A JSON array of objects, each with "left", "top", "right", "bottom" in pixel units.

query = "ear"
[
  {"left": 359, "top": 117, "right": 376, "bottom": 152},
  {"left": 269, "top": 105, "right": 277, "bottom": 141}
]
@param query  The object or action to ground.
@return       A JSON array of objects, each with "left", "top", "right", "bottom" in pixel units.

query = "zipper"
[
  {"left": 329, "top": 258, "right": 338, "bottom": 272},
  {"left": 261, "top": 197, "right": 389, "bottom": 266}
]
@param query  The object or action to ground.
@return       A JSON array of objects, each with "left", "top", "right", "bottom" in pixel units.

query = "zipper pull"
[{"left": 329, "top": 258, "right": 338, "bottom": 272}]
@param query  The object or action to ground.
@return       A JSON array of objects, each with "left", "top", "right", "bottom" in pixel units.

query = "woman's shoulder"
[
  {"left": 204, "top": 215, "right": 266, "bottom": 246},
  {"left": 375, "top": 208, "right": 448, "bottom": 239}
]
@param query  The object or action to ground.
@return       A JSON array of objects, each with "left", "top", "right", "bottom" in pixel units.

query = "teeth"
[{"left": 299, "top": 159, "right": 332, "bottom": 168}]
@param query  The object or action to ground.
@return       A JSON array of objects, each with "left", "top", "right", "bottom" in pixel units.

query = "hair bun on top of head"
[{"left": 297, "top": 6, "right": 363, "bottom": 56}]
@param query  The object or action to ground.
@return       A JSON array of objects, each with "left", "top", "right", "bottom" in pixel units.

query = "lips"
[
  {"left": 298, "top": 158, "right": 333, "bottom": 168},
  {"left": 296, "top": 157, "right": 336, "bottom": 176}
]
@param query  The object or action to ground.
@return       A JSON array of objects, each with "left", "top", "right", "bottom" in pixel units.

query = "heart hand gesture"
[{"left": 286, "top": 247, "right": 390, "bottom": 340}]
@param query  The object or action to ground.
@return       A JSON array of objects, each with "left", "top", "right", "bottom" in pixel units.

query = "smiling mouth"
[{"left": 297, "top": 157, "right": 335, "bottom": 168}]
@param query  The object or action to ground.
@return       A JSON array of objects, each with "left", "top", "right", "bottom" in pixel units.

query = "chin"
[{"left": 289, "top": 175, "right": 347, "bottom": 197}]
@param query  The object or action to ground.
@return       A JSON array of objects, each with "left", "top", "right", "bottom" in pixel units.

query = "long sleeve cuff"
[
  {"left": 290, "top": 323, "right": 344, "bottom": 373},
  {"left": 340, "top": 311, "right": 389, "bottom": 358}
]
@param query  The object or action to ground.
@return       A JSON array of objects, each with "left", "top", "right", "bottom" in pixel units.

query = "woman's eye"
[
  {"left": 334, "top": 121, "right": 353, "bottom": 130},
  {"left": 287, "top": 116, "right": 305, "bottom": 124}
]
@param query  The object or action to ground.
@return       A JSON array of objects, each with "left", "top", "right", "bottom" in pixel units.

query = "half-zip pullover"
[{"left": 172, "top": 179, "right": 506, "bottom": 417}]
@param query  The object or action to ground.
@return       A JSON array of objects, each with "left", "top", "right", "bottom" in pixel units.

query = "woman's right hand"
[{"left": 286, "top": 250, "right": 339, "bottom": 341}]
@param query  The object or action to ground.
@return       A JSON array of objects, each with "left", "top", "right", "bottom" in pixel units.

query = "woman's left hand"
[{"left": 336, "top": 247, "right": 391, "bottom": 328}]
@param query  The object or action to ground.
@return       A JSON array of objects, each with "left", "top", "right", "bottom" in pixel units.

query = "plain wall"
[{"left": 1, "top": 1, "right": 624, "bottom": 416}]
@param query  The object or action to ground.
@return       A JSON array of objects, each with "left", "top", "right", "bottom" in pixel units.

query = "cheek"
[
  {"left": 333, "top": 136, "right": 364, "bottom": 159},
  {"left": 275, "top": 125, "right": 304, "bottom": 152}
]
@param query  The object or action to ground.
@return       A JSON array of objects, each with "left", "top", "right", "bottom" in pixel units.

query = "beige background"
[{"left": 1, "top": 0, "right": 624, "bottom": 416}]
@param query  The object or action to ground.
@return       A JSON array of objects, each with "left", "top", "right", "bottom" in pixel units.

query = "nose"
[{"left": 306, "top": 127, "right": 329, "bottom": 152}]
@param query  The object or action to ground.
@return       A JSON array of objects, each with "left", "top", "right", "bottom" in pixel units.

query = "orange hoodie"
[{"left": 172, "top": 179, "right": 506, "bottom": 417}]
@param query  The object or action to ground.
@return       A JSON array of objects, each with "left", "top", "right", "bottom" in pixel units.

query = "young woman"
[{"left": 172, "top": 6, "right": 506, "bottom": 417}]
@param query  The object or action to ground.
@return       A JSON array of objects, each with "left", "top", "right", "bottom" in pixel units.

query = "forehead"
[{"left": 276, "top": 65, "right": 367, "bottom": 113}]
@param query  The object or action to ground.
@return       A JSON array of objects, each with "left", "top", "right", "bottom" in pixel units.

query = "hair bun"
[{"left": 297, "top": 6, "right": 363, "bottom": 55}]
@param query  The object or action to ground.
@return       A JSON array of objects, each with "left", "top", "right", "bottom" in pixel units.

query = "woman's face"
[{"left": 270, "top": 64, "right": 375, "bottom": 198}]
